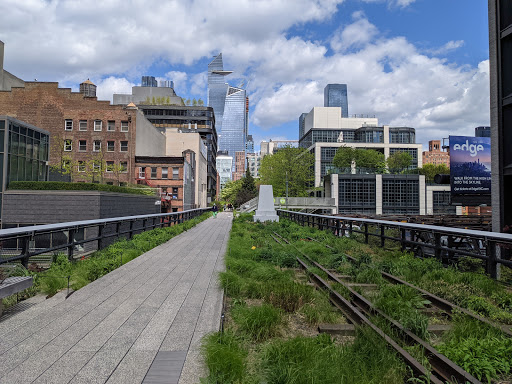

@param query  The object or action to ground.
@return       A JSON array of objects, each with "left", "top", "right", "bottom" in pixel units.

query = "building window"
[
  {"left": 78, "top": 161, "right": 86, "bottom": 172},
  {"left": 138, "top": 167, "right": 145, "bottom": 179},
  {"left": 120, "top": 161, "right": 128, "bottom": 173},
  {"left": 79, "top": 120, "right": 87, "bottom": 131},
  {"left": 172, "top": 167, "right": 179, "bottom": 179},
  {"left": 64, "top": 139, "right": 72, "bottom": 151},
  {"left": 162, "top": 167, "right": 168, "bottom": 179},
  {"left": 106, "top": 161, "right": 114, "bottom": 172},
  {"left": 120, "top": 141, "right": 128, "bottom": 152},
  {"left": 107, "top": 141, "right": 115, "bottom": 152},
  {"left": 172, "top": 187, "right": 178, "bottom": 199},
  {"left": 151, "top": 167, "right": 157, "bottom": 179},
  {"left": 65, "top": 119, "right": 73, "bottom": 131},
  {"left": 93, "top": 140, "right": 101, "bottom": 152},
  {"left": 121, "top": 121, "right": 129, "bottom": 132},
  {"left": 107, "top": 120, "right": 115, "bottom": 131},
  {"left": 94, "top": 120, "right": 102, "bottom": 131},
  {"left": 79, "top": 140, "right": 87, "bottom": 152},
  {"left": 93, "top": 162, "right": 101, "bottom": 172}
]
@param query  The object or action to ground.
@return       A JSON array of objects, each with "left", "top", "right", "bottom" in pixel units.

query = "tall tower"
[
  {"left": 324, "top": 84, "right": 349, "bottom": 118},
  {"left": 208, "top": 53, "right": 247, "bottom": 172}
]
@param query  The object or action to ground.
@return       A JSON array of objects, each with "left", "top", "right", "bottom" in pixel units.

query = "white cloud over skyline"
[{"left": 0, "top": 0, "right": 489, "bottom": 148}]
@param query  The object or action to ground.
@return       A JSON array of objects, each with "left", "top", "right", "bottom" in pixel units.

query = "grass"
[{"left": 232, "top": 303, "right": 282, "bottom": 341}]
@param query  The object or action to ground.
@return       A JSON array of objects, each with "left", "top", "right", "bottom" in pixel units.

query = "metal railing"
[
  {"left": 277, "top": 210, "right": 512, "bottom": 279},
  {"left": 0, "top": 208, "right": 211, "bottom": 268}
]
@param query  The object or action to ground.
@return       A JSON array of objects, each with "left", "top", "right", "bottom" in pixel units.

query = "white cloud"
[
  {"left": 0, "top": 0, "right": 489, "bottom": 149},
  {"left": 360, "top": 0, "right": 417, "bottom": 7},
  {"left": 428, "top": 40, "right": 465, "bottom": 56}
]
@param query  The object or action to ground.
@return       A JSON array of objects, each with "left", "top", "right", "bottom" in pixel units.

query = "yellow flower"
[{"left": 251, "top": 246, "right": 256, "bottom": 250}]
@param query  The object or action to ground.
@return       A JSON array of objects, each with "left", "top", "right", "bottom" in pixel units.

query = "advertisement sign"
[{"left": 449, "top": 136, "right": 491, "bottom": 195}]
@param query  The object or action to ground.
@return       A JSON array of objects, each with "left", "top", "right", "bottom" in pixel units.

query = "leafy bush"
[
  {"left": 263, "top": 280, "right": 315, "bottom": 312},
  {"left": 8, "top": 181, "right": 156, "bottom": 196}
]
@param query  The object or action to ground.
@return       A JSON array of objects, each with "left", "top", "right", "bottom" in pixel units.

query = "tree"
[
  {"left": 192, "top": 98, "right": 197, "bottom": 106},
  {"left": 186, "top": 98, "right": 191, "bottom": 106},
  {"left": 220, "top": 179, "right": 243, "bottom": 203},
  {"left": 332, "top": 147, "right": 386, "bottom": 173},
  {"left": 152, "top": 96, "right": 156, "bottom": 104},
  {"left": 235, "top": 168, "right": 257, "bottom": 206},
  {"left": 166, "top": 96, "right": 170, "bottom": 105},
  {"left": 387, "top": 151, "right": 413, "bottom": 173},
  {"left": 49, "top": 134, "right": 78, "bottom": 180},
  {"left": 259, "top": 147, "right": 314, "bottom": 197},
  {"left": 418, "top": 163, "right": 450, "bottom": 183},
  {"left": 197, "top": 98, "right": 204, "bottom": 106},
  {"left": 84, "top": 151, "right": 107, "bottom": 183}
]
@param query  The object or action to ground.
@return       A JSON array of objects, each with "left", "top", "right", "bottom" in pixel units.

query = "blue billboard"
[{"left": 449, "top": 136, "right": 491, "bottom": 195}]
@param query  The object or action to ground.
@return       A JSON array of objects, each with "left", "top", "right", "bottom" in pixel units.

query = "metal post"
[
  {"left": 97, "top": 225, "right": 103, "bottom": 251},
  {"left": 129, "top": 220, "right": 134, "bottom": 239},
  {"left": 434, "top": 232, "right": 442, "bottom": 260},
  {"left": 286, "top": 171, "right": 289, "bottom": 210},
  {"left": 20, "top": 235, "right": 31, "bottom": 268},
  {"left": 380, "top": 225, "right": 385, "bottom": 247},
  {"left": 486, "top": 239, "right": 498, "bottom": 279},
  {"left": 67, "top": 229, "right": 75, "bottom": 260},
  {"left": 336, "top": 219, "right": 341, "bottom": 237},
  {"left": 364, "top": 223, "right": 369, "bottom": 244},
  {"left": 142, "top": 219, "right": 147, "bottom": 231},
  {"left": 116, "top": 222, "right": 121, "bottom": 238},
  {"left": 401, "top": 228, "right": 406, "bottom": 251}
]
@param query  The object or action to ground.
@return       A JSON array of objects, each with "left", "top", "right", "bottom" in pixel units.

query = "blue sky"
[{"left": 0, "top": 0, "right": 490, "bottom": 150}]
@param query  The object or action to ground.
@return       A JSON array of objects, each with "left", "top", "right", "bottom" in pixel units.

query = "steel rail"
[
  {"left": 274, "top": 232, "right": 482, "bottom": 384},
  {"left": 305, "top": 236, "right": 512, "bottom": 337},
  {"left": 271, "top": 234, "right": 444, "bottom": 383}
]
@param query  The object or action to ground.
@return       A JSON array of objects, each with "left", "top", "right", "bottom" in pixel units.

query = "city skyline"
[{"left": 0, "top": 0, "right": 489, "bottom": 150}]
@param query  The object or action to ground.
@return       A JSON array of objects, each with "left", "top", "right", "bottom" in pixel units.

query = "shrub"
[
  {"left": 8, "top": 181, "right": 156, "bottom": 196},
  {"left": 263, "top": 280, "right": 314, "bottom": 312},
  {"left": 202, "top": 331, "right": 247, "bottom": 383}
]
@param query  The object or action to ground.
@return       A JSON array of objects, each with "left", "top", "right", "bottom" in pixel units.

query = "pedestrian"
[{"left": 212, "top": 204, "right": 218, "bottom": 218}]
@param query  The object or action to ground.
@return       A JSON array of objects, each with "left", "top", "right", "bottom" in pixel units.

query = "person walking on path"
[{"left": 212, "top": 204, "right": 218, "bottom": 218}]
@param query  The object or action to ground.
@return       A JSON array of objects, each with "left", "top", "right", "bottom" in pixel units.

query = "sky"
[{"left": 0, "top": 0, "right": 490, "bottom": 151}]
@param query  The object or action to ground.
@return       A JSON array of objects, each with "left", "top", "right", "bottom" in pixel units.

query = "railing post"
[
  {"left": 336, "top": 219, "right": 341, "bottom": 237},
  {"left": 486, "top": 239, "right": 498, "bottom": 279},
  {"left": 380, "top": 225, "right": 385, "bottom": 248},
  {"left": 67, "top": 228, "right": 75, "bottom": 260},
  {"left": 116, "top": 222, "right": 121, "bottom": 238},
  {"left": 401, "top": 228, "right": 406, "bottom": 251},
  {"left": 129, "top": 220, "right": 134, "bottom": 239},
  {"left": 434, "top": 232, "right": 442, "bottom": 260},
  {"left": 20, "top": 235, "right": 31, "bottom": 268},
  {"left": 142, "top": 219, "right": 147, "bottom": 231},
  {"left": 97, "top": 224, "right": 104, "bottom": 251},
  {"left": 364, "top": 223, "right": 369, "bottom": 244},
  {"left": 152, "top": 217, "right": 156, "bottom": 229}
]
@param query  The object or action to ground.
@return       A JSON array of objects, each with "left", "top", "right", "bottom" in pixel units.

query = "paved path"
[{"left": 0, "top": 212, "right": 232, "bottom": 384}]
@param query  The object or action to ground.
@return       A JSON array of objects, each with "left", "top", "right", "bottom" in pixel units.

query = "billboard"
[{"left": 449, "top": 136, "right": 491, "bottom": 195}]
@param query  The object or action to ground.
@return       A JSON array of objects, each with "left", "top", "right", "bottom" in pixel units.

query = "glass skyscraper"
[
  {"left": 324, "top": 84, "right": 349, "bottom": 118},
  {"left": 208, "top": 54, "right": 247, "bottom": 172}
]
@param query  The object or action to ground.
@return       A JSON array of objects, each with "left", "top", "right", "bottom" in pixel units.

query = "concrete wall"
[
  {"left": 304, "top": 107, "right": 379, "bottom": 134},
  {"left": 113, "top": 87, "right": 183, "bottom": 106},
  {"left": 2, "top": 190, "right": 160, "bottom": 224},
  {"left": 135, "top": 109, "right": 166, "bottom": 157},
  {"left": 0, "top": 41, "right": 25, "bottom": 91}
]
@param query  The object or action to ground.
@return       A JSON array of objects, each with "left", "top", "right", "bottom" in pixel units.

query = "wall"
[
  {"left": 304, "top": 107, "right": 379, "bottom": 134},
  {"left": 0, "top": 41, "right": 25, "bottom": 91},
  {"left": 135, "top": 109, "right": 166, "bottom": 156},
  {"left": 2, "top": 190, "right": 159, "bottom": 224}
]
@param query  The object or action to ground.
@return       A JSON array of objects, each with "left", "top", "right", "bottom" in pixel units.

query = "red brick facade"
[{"left": 0, "top": 82, "right": 138, "bottom": 184}]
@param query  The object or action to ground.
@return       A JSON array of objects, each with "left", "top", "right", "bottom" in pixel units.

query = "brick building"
[
  {"left": 233, "top": 151, "right": 246, "bottom": 181},
  {"left": 0, "top": 82, "right": 164, "bottom": 184},
  {"left": 422, "top": 140, "right": 450, "bottom": 167},
  {"left": 135, "top": 154, "right": 195, "bottom": 212}
]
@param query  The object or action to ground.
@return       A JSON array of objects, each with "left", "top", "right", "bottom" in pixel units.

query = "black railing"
[
  {"left": 0, "top": 208, "right": 211, "bottom": 268},
  {"left": 277, "top": 210, "right": 512, "bottom": 279}
]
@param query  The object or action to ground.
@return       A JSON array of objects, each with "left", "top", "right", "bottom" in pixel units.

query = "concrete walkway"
[{"left": 0, "top": 212, "right": 232, "bottom": 384}]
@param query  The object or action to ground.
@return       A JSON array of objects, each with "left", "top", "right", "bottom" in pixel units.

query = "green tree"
[
  {"left": 259, "top": 147, "right": 314, "bottom": 197},
  {"left": 166, "top": 96, "right": 170, "bottom": 104},
  {"left": 186, "top": 98, "right": 191, "bottom": 106},
  {"left": 192, "top": 98, "right": 197, "bottom": 106},
  {"left": 156, "top": 97, "right": 162, "bottom": 105},
  {"left": 144, "top": 96, "right": 151, "bottom": 105},
  {"left": 418, "top": 163, "right": 450, "bottom": 183},
  {"left": 387, "top": 151, "right": 413, "bottom": 173},
  {"left": 152, "top": 96, "right": 156, "bottom": 104},
  {"left": 235, "top": 168, "right": 257, "bottom": 206},
  {"left": 197, "top": 98, "right": 204, "bottom": 106},
  {"left": 332, "top": 147, "right": 385, "bottom": 173},
  {"left": 221, "top": 179, "right": 243, "bottom": 203}
]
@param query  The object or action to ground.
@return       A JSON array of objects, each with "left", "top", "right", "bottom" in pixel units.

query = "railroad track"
[
  {"left": 304, "top": 236, "right": 512, "bottom": 338},
  {"left": 271, "top": 232, "right": 482, "bottom": 384}
]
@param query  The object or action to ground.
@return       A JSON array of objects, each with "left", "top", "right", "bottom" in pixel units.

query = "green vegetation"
[
  {"left": 386, "top": 151, "right": 413, "bottom": 172},
  {"left": 8, "top": 181, "right": 156, "bottom": 196},
  {"left": 258, "top": 147, "right": 315, "bottom": 197},
  {"left": 203, "top": 215, "right": 512, "bottom": 383},
  {"left": 333, "top": 147, "right": 386, "bottom": 173}
]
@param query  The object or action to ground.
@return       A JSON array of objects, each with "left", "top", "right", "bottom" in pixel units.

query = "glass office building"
[
  {"left": 208, "top": 54, "right": 247, "bottom": 171},
  {"left": 324, "top": 84, "right": 348, "bottom": 118},
  {"left": 0, "top": 116, "right": 50, "bottom": 218}
]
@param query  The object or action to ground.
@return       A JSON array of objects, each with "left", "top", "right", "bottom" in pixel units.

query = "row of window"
[
  {"left": 64, "top": 160, "right": 129, "bottom": 173},
  {"left": 64, "top": 139, "right": 129, "bottom": 152},
  {"left": 138, "top": 167, "right": 180, "bottom": 180},
  {"left": 64, "top": 119, "right": 129, "bottom": 132}
]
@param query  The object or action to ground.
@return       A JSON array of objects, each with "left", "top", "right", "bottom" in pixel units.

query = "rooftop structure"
[
  {"left": 324, "top": 84, "right": 349, "bottom": 117},
  {"left": 422, "top": 140, "right": 450, "bottom": 167}
]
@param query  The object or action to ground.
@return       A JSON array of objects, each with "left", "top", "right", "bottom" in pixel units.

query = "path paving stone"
[{"left": 0, "top": 212, "right": 231, "bottom": 384}]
